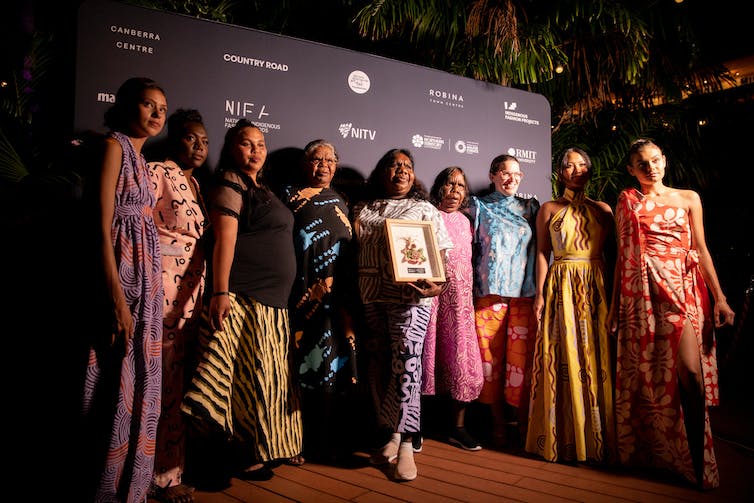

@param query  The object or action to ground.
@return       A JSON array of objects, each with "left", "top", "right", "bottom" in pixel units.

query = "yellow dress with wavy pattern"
[{"left": 525, "top": 190, "right": 615, "bottom": 462}]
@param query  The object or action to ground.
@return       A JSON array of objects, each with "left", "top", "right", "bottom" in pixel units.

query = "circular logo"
[
  {"left": 412, "top": 134, "right": 424, "bottom": 148},
  {"left": 507, "top": 147, "right": 516, "bottom": 156},
  {"left": 455, "top": 140, "right": 466, "bottom": 153},
  {"left": 348, "top": 70, "right": 371, "bottom": 94}
]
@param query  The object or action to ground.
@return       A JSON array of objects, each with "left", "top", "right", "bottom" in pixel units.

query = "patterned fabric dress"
[
  {"left": 468, "top": 192, "right": 539, "bottom": 407},
  {"left": 526, "top": 190, "right": 615, "bottom": 463},
  {"left": 422, "top": 210, "right": 483, "bottom": 403},
  {"left": 149, "top": 161, "right": 207, "bottom": 487},
  {"left": 353, "top": 198, "right": 452, "bottom": 434},
  {"left": 614, "top": 187, "right": 719, "bottom": 488},
  {"left": 285, "top": 186, "right": 357, "bottom": 392},
  {"left": 82, "top": 131, "right": 163, "bottom": 503}
]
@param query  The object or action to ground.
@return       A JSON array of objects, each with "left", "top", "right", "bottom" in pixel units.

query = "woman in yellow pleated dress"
[{"left": 525, "top": 147, "right": 616, "bottom": 463}]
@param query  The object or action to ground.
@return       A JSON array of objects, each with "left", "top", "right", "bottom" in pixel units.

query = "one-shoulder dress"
[{"left": 614, "top": 187, "right": 719, "bottom": 488}]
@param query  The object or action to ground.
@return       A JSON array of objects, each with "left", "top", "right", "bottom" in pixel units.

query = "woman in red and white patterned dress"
[{"left": 610, "top": 139, "right": 735, "bottom": 489}]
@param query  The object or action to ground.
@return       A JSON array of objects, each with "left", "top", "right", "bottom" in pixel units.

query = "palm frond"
[{"left": 0, "top": 127, "right": 29, "bottom": 183}]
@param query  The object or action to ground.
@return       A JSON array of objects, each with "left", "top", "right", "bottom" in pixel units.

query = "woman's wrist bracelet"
[{"left": 212, "top": 291, "right": 230, "bottom": 297}]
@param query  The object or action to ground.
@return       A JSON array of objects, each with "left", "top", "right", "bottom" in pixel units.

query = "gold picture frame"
[{"left": 385, "top": 219, "right": 446, "bottom": 283}]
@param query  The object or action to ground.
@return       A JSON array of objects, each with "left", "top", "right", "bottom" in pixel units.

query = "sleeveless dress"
[
  {"left": 422, "top": 210, "right": 483, "bottom": 403},
  {"left": 526, "top": 190, "right": 615, "bottom": 462},
  {"left": 614, "top": 187, "right": 719, "bottom": 488},
  {"left": 82, "top": 131, "right": 163, "bottom": 502}
]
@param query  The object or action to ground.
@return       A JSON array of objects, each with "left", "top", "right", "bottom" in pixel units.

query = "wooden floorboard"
[{"left": 180, "top": 436, "right": 753, "bottom": 503}]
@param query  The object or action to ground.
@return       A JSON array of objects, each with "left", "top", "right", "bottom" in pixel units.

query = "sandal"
[
  {"left": 284, "top": 454, "right": 306, "bottom": 466},
  {"left": 150, "top": 483, "right": 196, "bottom": 503}
]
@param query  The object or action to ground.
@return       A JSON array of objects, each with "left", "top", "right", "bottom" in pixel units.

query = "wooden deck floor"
[
  {"left": 155, "top": 336, "right": 754, "bottom": 503},
  {"left": 182, "top": 432, "right": 753, "bottom": 503}
]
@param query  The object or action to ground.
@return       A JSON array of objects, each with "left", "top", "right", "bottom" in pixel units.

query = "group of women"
[{"left": 80, "top": 77, "right": 735, "bottom": 502}]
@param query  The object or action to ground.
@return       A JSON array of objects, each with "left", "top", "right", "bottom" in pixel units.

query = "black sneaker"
[
  {"left": 412, "top": 435, "right": 423, "bottom": 453},
  {"left": 448, "top": 427, "right": 482, "bottom": 451}
]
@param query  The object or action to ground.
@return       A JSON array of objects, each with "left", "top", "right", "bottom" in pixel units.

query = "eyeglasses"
[
  {"left": 310, "top": 157, "right": 337, "bottom": 166},
  {"left": 497, "top": 171, "right": 523, "bottom": 179}
]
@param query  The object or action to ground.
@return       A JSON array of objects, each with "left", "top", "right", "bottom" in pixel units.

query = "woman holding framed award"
[{"left": 351, "top": 148, "right": 453, "bottom": 481}]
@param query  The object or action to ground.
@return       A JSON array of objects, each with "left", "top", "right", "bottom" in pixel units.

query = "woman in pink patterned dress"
[
  {"left": 82, "top": 77, "right": 166, "bottom": 502},
  {"left": 610, "top": 139, "right": 736, "bottom": 489},
  {"left": 423, "top": 167, "right": 484, "bottom": 451},
  {"left": 148, "top": 109, "right": 209, "bottom": 502}
]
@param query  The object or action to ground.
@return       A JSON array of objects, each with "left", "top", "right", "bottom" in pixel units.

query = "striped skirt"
[{"left": 182, "top": 293, "right": 302, "bottom": 462}]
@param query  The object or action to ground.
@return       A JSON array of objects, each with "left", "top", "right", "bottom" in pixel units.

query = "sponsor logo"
[
  {"left": 412, "top": 133, "right": 445, "bottom": 150},
  {"left": 348, "top": 70, "right": 371, "bottom": 94},
  {"left": 224, "top": 99, "right": 281, "bottom": 132},
  {"left": 506, "top": 146, "right": 537, "bottom": 164},
  {"left": 504, "top": 101, "right": 540, "bottom": 126},
  {"left": 338, "top": 122, "right": 376, "bottom": 140},
  {"left": 110, "top": 26, "right": 161, "bottom": 40},
  {"left": 428, "top": 89, "right": 464, "bottom": 108},
  {"left": 454, "top": 140, "right": 479, "bottom": 155},
  {"left": 110, "top": 25, "right": 160, "bottom": 54},
  {"left": 97, "top": 92, "right": 115, "bottom": 103},
  {"left": 223, "top": 53, "right": 289, "bottom": 72}
]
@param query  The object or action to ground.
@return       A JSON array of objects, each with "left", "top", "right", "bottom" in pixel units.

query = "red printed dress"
[{"left": 614, "top": 188, "right": 719, "bottom": 488}]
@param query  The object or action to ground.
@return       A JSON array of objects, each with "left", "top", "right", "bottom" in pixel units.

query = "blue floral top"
[{"left": 468, "top": 191, "right": 539, "bottom": 298}]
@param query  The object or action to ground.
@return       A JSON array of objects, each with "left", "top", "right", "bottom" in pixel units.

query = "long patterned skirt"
[{"left": 181, "top": 293, "right": 302, "bottom": 463}]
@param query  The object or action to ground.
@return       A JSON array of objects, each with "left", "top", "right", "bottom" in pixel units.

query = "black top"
[{"left": 210, "top": 167, "right": 296, "bottom": 308}]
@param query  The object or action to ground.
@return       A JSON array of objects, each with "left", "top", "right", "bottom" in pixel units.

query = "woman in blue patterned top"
[{"left": 468, "top": 154, "right": 539, "bottom": 447}]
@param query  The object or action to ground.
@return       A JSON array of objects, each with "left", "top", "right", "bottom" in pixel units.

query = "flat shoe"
[
  {"left": 238, "top": 464, "right": 274, "bottom": 481},
  {"left": 448, "top": 426, "right": 482, "bottom": 451},
  {"left": 370, "top": 432, "right": 400, "bottom": 465},
  {"left": 394, "top": 442, "right": 417, "bottom": 481}
]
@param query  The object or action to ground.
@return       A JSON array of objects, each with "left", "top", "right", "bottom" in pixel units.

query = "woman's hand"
[
  {"left": 714, "top": 299, "right": 735, "bottom": 328},
  {"left": 534, "top": 293, "right": 544, "bottom": 321},
  {"left": 112, "top": 301, "right": 134, "bottom": 348},
  {"left": 210, "top": 294, "right": 231, "bottom": 331},
  {"left": 409, "top": 279, "right": 444, "bottom": 298}
]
